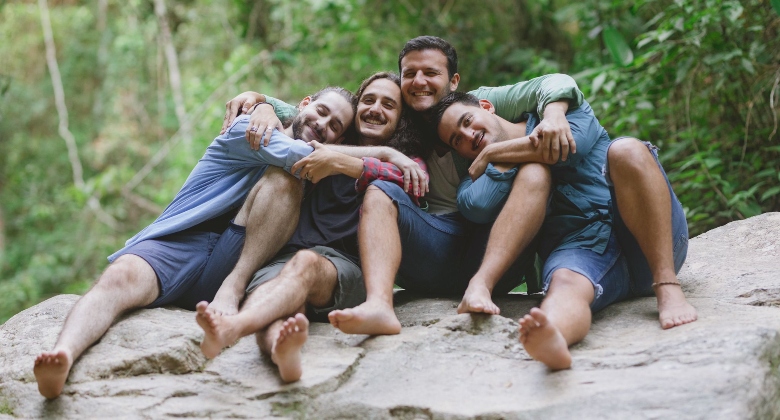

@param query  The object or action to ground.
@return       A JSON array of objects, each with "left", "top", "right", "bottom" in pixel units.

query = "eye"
[
  {"left": 464, "top": 116, "right": 473, "bottom": 126},
  {"left": 426, "top": 71, "right": 438, "bottom": 77}
]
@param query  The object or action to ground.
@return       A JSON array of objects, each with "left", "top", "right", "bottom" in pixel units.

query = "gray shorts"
[{"left": 246, "top": 246, "right": 366, "bottom": 321}]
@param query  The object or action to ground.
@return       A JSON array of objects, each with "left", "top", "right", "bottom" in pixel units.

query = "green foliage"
[{"left": 0, "top": 0, "right": 778, "bottom": 322}]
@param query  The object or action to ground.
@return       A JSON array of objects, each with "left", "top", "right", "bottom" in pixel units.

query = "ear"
[
  {"left": 478, "top": 99, "right": 496, "bottom": 114},
  {"left": 298, "top": 96, "right": 312, "bottom": 110},
  {"left": 449, "top": 73, "right": 460, "bottom": 91}
]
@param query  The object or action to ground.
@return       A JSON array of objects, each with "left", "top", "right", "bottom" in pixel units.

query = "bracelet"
[
  {"left": 250, "top": 101, "right": 275, "bottom": 113},
  {"left": 651, "top": 281, "right": 682, "bottom": 289}
]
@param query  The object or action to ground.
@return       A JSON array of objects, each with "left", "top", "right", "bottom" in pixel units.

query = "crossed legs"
[
  {"left": 34, "top": 255, "right": 159, "bottom": 398},
  {"left": 207, "top": 167, "right": 303, "bottom": 315},
  {"left": 196, "top": 250, "right": 338, "bottom": 382}
]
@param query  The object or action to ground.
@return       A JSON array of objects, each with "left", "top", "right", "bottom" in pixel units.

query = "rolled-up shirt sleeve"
[{"left": 456, "top": 164, "right": 519, "bottom": 224}]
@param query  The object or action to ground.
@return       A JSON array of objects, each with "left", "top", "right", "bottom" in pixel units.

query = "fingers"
[
  {"left": 559, "top": 131, "right": 569, "bottom": 162},
  {"left": 567, "top": 130, "right": 576, "bottom": 155},
  {"left": 529, "top": 125, "right": 541, "bottom": 148},
  {"left": 402, "top": 169, "right": 411, "bottom": 193},
  {"left": 410, "top": 169, "right": 419, "bottom": 196},
  {"left": 310, "top": 140, "right": 323, "bottom": 149},
  {"left": 221, "top": 99, "right": 242, "bottom": 134},
  {"left": 263, "top": 127, "right": 274, "bottom": 147},
  {"left": 291, "top": 158, "right": 306, "bottom": 175},
  {"left": 241, "top": 99, "right": 257, "bottom": 116},
  {"left": 547, "top": 129, "right": 560, "bottom": 163}
]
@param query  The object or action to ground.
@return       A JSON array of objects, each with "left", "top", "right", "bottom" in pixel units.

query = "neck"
[
  {"left": 357, "top": 135, "right": 387, "bottom": 147},
  {"left": 498, "top": 118, "right": 527, "bottom": 142}
]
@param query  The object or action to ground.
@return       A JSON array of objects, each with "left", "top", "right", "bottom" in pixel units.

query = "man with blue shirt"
[
  {"left": 431, "top": 91, "right": 697, "bottom": 370},
  {"left": 33, "top": 87, "right": 356, "bottom": 399}
]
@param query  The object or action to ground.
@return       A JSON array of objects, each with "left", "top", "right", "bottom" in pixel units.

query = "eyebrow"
[
  {"left": 362, "top": 92, "right": 399, "bottom": 107},
  {"left": 448, "top": 111, "right": 469, "bottom": 146}
]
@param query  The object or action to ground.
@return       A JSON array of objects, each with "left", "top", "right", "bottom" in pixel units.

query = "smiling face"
[
  {"left": 355, "top": 78, "right": 402, "bottom": 144},
  {"left": 437, "top": 100, "right": 509, "bottom": 159},
  {"left": 400, "top": 49, "right": 460, "bottom": 112},
  {"left": 292, "top": 91, "right": 355, "bottom": 143}
]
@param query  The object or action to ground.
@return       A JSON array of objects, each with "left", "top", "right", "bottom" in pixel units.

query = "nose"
[
  {"left": 369, "top": 101, "right": 382, "bottom": 114},
  {"left": 412, "top": 71, "right": 426, "bottom": 86}
]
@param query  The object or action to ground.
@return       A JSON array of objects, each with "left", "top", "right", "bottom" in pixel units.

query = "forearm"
[
  {"left": 331, "top": 154, "right": 364, "bottom": 179},
  {"left": 324, "top": 144, "right": 395, "bottom": 160},
  {"left": 481, "top": 138, "right": 553, "bottom": 165}
]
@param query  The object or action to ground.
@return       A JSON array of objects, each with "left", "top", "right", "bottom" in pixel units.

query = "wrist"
[
  {"left": 543, "top": 101, "right": 568, "bottom": 115},
  {"left": 250, "top": 101, "right": 275, "bottom": 114}
]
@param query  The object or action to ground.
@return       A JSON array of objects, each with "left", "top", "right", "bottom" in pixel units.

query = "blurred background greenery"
[{"left": 1, "top": 0, "right": 778, "bottom": 323}]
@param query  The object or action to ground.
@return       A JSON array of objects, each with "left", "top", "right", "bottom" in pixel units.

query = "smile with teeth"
[
  {"left": 473, "top": 131, "right": 485, "bottom": 150},
  {"left": 362, "top": 116, "right": 386, "bottom": 125},
  {"left": 412, "top": 92, "right": 433, "bottom": 96}
]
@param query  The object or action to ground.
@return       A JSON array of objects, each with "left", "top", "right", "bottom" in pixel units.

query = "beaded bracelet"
[{"left": 651, "top": 281, "right": 681, "bottom": 289}]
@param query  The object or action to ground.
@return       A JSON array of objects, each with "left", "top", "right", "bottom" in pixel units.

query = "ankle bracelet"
[{"left": 652, "top": 281, "right": 682, "bottom": 289}]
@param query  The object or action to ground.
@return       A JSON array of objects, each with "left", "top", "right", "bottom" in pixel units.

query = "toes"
[{"left": 196, "top": 301, "right": 209, "bottom": 313}]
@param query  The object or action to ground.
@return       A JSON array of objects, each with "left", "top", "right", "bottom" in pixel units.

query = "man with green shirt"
[{"left": 328, "top": 36, "right": 584, "bottom": 335}]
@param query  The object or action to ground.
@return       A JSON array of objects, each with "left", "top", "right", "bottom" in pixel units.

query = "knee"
[
  {"left": 262, "top": 167, "right": 302, "bottom": 197},
  {"left": 362, "top": 185, "right": 395, "bottom": 214},
  {"left": 281, "top": 250, "right": 321, "bottom": 282},
  {"left": 607, "top": 138, "right": 654, "bottom": 173},
  {"left": 548, "top": 269, "right": 594, "bottom": 296},
  {"left": 514, "top": 163, "right": 551, "bottom": 193},
  {"left": 97, "top": 256, "right": 156, "bottom": 292}
]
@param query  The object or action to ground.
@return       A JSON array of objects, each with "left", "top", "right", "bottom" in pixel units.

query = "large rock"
[{"left": 1, "top": 213, "right": 779, "bottom": 419}]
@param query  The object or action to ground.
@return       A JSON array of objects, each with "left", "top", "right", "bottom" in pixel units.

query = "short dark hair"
[
  {"left": 398, "top": 36, "right": 458, "bottom": 79},
  {"left": 309, "top": 86, "right": 358, "bottom": 145},
  {"left": 429, "top": 91, "right": 480, "bottom": 131}
]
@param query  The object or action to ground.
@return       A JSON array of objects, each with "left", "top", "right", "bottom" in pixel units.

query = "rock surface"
[{"left": 1, "top": 212, "right": 780, "bottom": 419}]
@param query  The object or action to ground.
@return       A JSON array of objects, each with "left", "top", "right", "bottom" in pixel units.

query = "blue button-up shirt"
[{"left": 108, "top": 115, "right": 312, "bottom": 262}]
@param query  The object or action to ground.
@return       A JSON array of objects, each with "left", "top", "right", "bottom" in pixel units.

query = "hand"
[
  {"left": 384, "top": 149, "right": 428, "bottom": 197},
  {"left": 220, "top": 91, "right": 264, "bottom": 134},
  {"left": 290, "top": 140, "right": 342, "bottom": 183},
  {"left": 528, "top": 103, "right": 576, "bottom": 163},
  {"left": 246, "top": 104, "right": 283, "bottom": 150},
  {"left": 469, "top": 148, "right": 491, "bottom": 181}
]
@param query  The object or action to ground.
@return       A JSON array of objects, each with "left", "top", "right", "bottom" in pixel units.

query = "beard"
[{"left": 291, "top": 113, "right": 306, "bottom": 140}]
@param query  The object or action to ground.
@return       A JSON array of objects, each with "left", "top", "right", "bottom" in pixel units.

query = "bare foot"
[
  {"left": 457, "top": 282, "right": 500, "bottom": 315},
  {"left": 207, "top": 286, "right": 243, "bottom": 316},
  {"left": 328, "top": 300, "right": 401, "bottom": 335},
  {"left": 655, "top": 283, "right": 697, "bottom": 329},
  {"left": 518, "top": 308, "right": 571, "bottom": 370},
  {"left": 34, "top": 349, "right": 73, "bottom": 399},
  {"left": 195, "top": 301, "right": 240, "bottom": 358},
  {"left": 271, "top": 314, "right": 309, "bottom": 383}
]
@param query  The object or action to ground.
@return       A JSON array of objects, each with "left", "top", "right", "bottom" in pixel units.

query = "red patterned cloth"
[{"left": 356, "top": 157, "right": 428, "bottom": 206}]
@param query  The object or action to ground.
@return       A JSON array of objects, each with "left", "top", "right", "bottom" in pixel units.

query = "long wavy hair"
[{"left": 355, "top": 72, "right": 430, "bottom": 158}]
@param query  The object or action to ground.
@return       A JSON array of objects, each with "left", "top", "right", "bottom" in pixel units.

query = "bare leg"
[
  {"left": 518, "top": 269, "right": 594, "bottom": 370},
  {"left": 328, "top": 186, "right": 401, "bottom": 335},
  {"left": 34, "top": 255, "right": 159, "bottom": 398},
  {"left": 608, "top": 139, "right": 697, "bottom": 329},
  {"left": 257, "top": 313, "right": 309, "bottom": 383},
  {"left": 208, "top": 167, "right": 303, "bottom": 315},
  {"left": 459, "top": 163, "right": 550, "bottom": 315},
  {"left": 197, "top": 250, "right": 337, "bottom": 358}
]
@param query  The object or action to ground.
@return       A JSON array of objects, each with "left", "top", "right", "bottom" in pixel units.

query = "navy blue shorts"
[
  {"left": 371, "top": 180, "right": 538, "bottom": 296},
  {"left": 115, "top": 223, "right": 246, "bottom": 310},
  {"left": 542, "top": 140, "right": 688, "bottom": 312}
]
